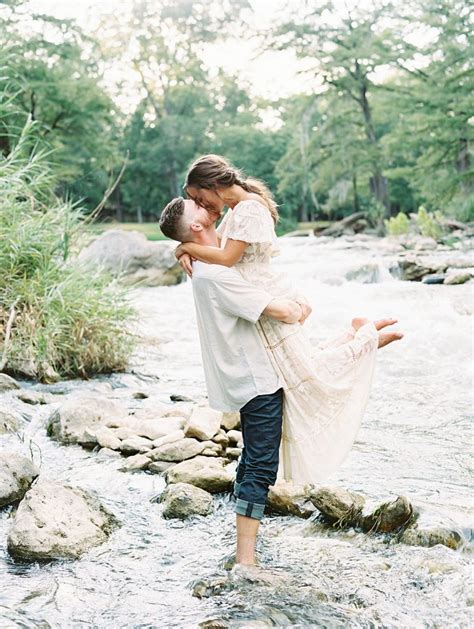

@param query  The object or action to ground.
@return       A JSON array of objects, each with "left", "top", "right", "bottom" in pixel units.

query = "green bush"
[
  {"left": 415, "top": 205, "right": 444, "bottom": 240},
  {"left": 384, "top": 212, "right": 410, "bottom": 235},
  {"left": 0, "top": 120, "right": 137, "bottom": 382}
]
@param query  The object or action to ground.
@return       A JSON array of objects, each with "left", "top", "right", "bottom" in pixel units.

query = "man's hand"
[{"left": 178, "top": 253, "right": 193, "bottom": 278}]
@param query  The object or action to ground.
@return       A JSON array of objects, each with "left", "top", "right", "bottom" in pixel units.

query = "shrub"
[
  {"left": 384, "top": 212, "right": 410, "bottom": 235},
  {"left": 0, "top": 120, "right": 137, "bottom": 382}
]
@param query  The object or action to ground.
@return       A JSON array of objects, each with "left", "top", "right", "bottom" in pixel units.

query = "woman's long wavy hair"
[{"left": 184, "top": 154, "right": 279, "bottom": 223}]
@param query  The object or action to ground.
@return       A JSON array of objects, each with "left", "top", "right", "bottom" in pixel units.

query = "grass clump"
[{"left": 0, "top": 121, "right": 137, "bottom": 382}]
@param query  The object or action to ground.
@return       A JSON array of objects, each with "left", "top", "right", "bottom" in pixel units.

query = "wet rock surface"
[{"left": 0, "top": 453, "right": 39, "bottom": 507}]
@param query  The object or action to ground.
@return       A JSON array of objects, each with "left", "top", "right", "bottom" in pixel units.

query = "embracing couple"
[{"left": 159, "top": 154, "right": 403, "bottom": 568}]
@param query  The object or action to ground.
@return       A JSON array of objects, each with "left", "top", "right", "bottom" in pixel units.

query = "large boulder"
[
  {"left": 185, "top": 407, "right": 222, "bottom": 441},
  {"left": 77, "top": 229, "right": 184, "bottom": 287},
  {"left": 166, "top": 456, "right": 234, "bottom": 493},
  {"left": 7, "top": 480, "right": 119, "bottom": 560},
  {"left": 362, "top": 496, "right": 415, "bottom": 533},
  {"left": 159, "top": 482, "right": 214, "bottom": 519},
  {"left": 0, "top": 453, "right": 39, "bottom": 507},
  {"left": 46, "top": 397, "right": 128, "bottom": 445}
]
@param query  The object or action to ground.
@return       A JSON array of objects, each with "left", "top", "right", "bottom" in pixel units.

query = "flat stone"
[
  {"left": 15, "top": 390, "right": 54, "bottom": 405},
  {"left": 120, "top": 436, "right": 154, "bottom": 454},
  {"left": 95, "top": 426, "right": 122, "bottom": 451},
  {"left": 150, "top": 437, "right": 206, "bottom": 462},
  {"left": 0, "top": 453, "right": 40, "bottom": 507},
  {"left": 148, "top": 460, "right": 176, "bottom": 474},
  {"left": 151, "top": 429, "right": 185, "bottom": 449},
  {"left": 400, "top": 527, "right": 465, "bottom": 550},
  {"left": 444, "top": 271, "right": 472, "bottom": 285}
]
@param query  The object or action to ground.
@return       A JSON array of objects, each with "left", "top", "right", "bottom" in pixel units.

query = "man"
[{"left": 159, "top": 197, "right": 310, "bottom": 566}]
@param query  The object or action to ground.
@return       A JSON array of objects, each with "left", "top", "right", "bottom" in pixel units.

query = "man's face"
[
  {"left": 183, "top": 199, "right": 219, "bottom": 229},
  {"left": 186, "top": 186, "right": 224, "bottom": 216}
]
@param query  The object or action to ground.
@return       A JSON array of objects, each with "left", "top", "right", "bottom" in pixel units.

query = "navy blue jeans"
[{"left": 234, "top": 388, "right": 284, "bottom": 520}]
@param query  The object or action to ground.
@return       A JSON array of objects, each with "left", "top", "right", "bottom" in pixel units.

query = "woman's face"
[{"left": 186, "top": 186, "right": 225, "bottom": 215}]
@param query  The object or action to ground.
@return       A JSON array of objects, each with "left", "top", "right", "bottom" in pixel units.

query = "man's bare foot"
[{"left": 378, "top": 331, "right": 404, "bottom": 348}]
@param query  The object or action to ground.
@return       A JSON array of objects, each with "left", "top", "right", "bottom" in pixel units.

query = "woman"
[{"left": 176, "top": 154, "right": 403, "bottom": 483}]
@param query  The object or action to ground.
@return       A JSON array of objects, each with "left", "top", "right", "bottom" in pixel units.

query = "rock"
[
  {"left": 227, "top": 430, "right": 243, "bottom": 447},
  {"left": 7, "top": 480, "right": 119, "bottom": 560},
  {"left": 148, "top": 460, "right": 176, "bottom": 474},
  {"left": 444, "top": 271, "right": 472, "bottom": 285},
  {"left": 149, "top": 437, "right": 206, "bottom": 462},
  {"left": 310, "top": 486, "right": 365, "bottom": 526},
  {"left": 0, "top": 406, "right": 23, "bottom": 434},
  {"left": 47, "top": 397, "right": 128, "bottom": 445},
  {"left": 113, "top": 426, "right": 137, "bottom": 440},
  {"left": 119, "top": 453, "right": 150, "bottom": 472},
  {"left": 170, "top": 393, "right": 194, "bottom": 403},
  {"left": 120, "top": 436, "right": 154, "bottom": 454},
  {"left": 0, "top": 454, "right": 40, "bottom": 507},
  {"left": 413, "top": 237, "right": 438, "bottom": 251},
  {"left": 80, "top": 427, "right": 99, "bottom": 448},
  {"left": 132, "top": 390, "right": 149, "bottom": 399},
  {"left": 220, "top": 411, "right": 240, "bottom": 431},
  {"left": 185, "top": 407, "right": 222, "bottom": 441},
  {"left": 192, "top": 575, "right": 229, "bottom": 599},
  {"left": 151, "top": 429, "right": 185, "bottom": 449},
  {"left": 159, "top": 482, "right": 214, "bottom": 519},
  {"left": 201, "top": 448, "right": 219, "bottom": 457},
  {"left": 400, "top": 526, "right": 465, "bottom": 550},
  {"left": 225, "top": 447, "right": 242, "bottom": 460},
  {"left": 422, "top": 274, "right": 446, "bottom": 284},
  {"left": 265, "top": 482, "right": 316, "bottom": 519},
  {"left": 95, "top": 426, "right": 122, "bottom": 451},
  {"left": 107, "top": 416, "right": 185, "bottom": 440},
  {"left": 212, "top": 430, "right": 230, "bottom": 448},
  {"left": 15, "top": 390, "right": 54, "bottom": 405},
  {"left": 345, "top": 263, "right": 382, "bottom": 284},
  {"left": 77, "top": 229, "right": 184, "bottom": 287},
  {"left": 166, "top": 456, "right": 235, "bottom": 493},
  {"left": 398, "top": 255, "right": 447, "bottom": 281},
  {"left": 0, "top": 374, "right": 21, "bottom": 392},
  {"left": 362, "top": 496, "right": 415, "bottom": 533}
]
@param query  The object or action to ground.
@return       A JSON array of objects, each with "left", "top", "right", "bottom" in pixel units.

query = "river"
[{"left": 0, "top": 234, "right": 472, "bottom": 628}]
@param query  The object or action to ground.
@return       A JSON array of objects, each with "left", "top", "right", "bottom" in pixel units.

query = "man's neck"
[{"left": 193, "top": 226, "right": 219, "bottom": 247}]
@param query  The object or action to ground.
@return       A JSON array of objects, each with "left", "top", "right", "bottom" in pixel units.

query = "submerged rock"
[
  {"left": 159, "top": 482, "right": 214, "bottom": 519},
  {"left": 185, "top": 407, "right": 222, "bottom": 441},
  {"left": 400, "top": 526, "right": 465, "bottom": 550},
  {"left": 166, "top": 456, "right": 234, "bottom": 493},
  {"left": 310, "top": 486, "right": 365, "bottom": 526},
  {"left": 47, "top": 397, "right": 128, "bottom": 445},
  {"left": 15, "top": 390, "right": 55, "bottom": 405},
  {"left": 7, "top": 480, "right": 119, "bottom": 560},
  {"left": 266, "top": 482, "right": 316, "bottom": 519},
  {"left": 0, "top": 453, "right": 39, "bottom": 507}
]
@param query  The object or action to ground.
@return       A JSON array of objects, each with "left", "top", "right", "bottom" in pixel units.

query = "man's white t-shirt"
[{"left": 191, "top": 261, "right": 282, "bottom": 411}]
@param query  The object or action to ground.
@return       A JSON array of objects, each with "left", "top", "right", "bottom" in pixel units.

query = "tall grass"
[{"left": 0, "top": 118, "right": 137, "bottom": 382}]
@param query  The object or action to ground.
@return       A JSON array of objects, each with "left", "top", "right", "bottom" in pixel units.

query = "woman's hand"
[
  {"left": 178, "top": 253, "right": 194, "bottom": 278},
  {"left": 174, "top": 243, "right": 188, "bottom": 260}
]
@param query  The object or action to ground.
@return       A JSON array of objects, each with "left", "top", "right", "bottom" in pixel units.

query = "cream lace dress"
[{"left": 216, "top": 199, "right": 379, "bottom": 483}]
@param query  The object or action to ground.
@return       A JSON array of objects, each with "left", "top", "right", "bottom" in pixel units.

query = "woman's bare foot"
[
  {"left": 351, "top": 317, "right": 370, "bottom": 331},
  {"left": 378, "top": 331, "right": 404, "bottom": 348},
  {"left": 374, "top": 317, "right": 398, "bottom": 331}
]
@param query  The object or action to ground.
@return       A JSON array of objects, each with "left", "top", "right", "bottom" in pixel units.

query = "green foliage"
[
  {"left": 384, "top": 212, "right": 410, "bottom": 235},
  {"left": 415, "top": 206, "right": 445, "bottom": 240},
  {"left": 0, "top": 119, "right": 137, "bottom": 381}
]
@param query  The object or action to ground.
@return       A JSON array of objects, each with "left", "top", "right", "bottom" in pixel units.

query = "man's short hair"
[{"left": 159, "top": 197, "right": 187, "bottom": 241}]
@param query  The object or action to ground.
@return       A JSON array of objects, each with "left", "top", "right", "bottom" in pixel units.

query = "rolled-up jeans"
[{"left": 233, "top": 387, "right": 284, "bottom": 521}]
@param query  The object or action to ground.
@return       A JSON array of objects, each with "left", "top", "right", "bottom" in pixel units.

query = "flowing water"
[{"left": 1, "top": 235, "right": 473, "bottom": 628}]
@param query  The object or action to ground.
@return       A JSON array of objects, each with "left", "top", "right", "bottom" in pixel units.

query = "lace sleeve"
[{"left": 225, "top": 200, "right": 276, "bottom": 244}]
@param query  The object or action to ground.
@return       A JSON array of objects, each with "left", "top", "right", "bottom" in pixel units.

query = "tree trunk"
[{"left": 352, "top": 170, "right": 360, "bottom": 213}]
